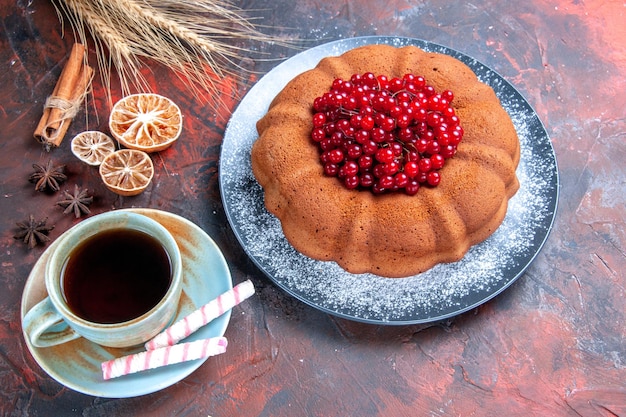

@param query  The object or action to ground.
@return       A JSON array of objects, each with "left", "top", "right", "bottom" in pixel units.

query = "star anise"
[
  {"left": 57, "top": 185, "right": 93, "bottom": 218},
  {"left": 13, "top": 215, "right": 55, "bottom": 249},
  {"left": 29, "top": 160, "right": 67, "bottom": 192}
]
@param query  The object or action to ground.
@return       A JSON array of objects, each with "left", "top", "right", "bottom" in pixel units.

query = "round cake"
[{"left": 251, "top": 44, "right": 520, "bottom": 278}]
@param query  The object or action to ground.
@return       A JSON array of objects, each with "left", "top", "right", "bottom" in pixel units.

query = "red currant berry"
[
  {"left": 397, "top": 91, "right": 411, "bottom": 103},
  {"left": 441, "top": 145, "right": 457, "bottom": 159},
  {"left": 447, "top": 115, "right": 461, "bottom": 127},
  {"left": 426, "top": 111, "right": 443, "bottom": 128},
  {"left": 341, "top": 81, "right": 354, "bottom": 93},
  {"left": 389, "top": 77, "right": 404, "bottom": 92},
  {"left": 449, "top": 129, "right": 462, "bottom": 146},
  {"left": 324, "top": 162, "right": 338, "bottom": 176},
  {"left": 391, "top": 144, "right": 403, "bottom": 158},
  {"left": 427, "top": 95, "right": 442, "bottom": 111},
  {"left": 375, "top": 148, "right": 394, "bottom": 163},
  {"left": 362, "top": 72, "right": 377, "bottom": 88},
  {"left": 421, "top": 129, "right": 435, "bottom": 141},
  {"left": 441, "top": 89, "right": 454, "bottom": 102},
  {"left": 372, "top": 94, "right": 387, "bottom": 112},
  {"left": 426, "top": 140, "right": 440, "bottom": 155},
  {"left": 379, "top": 175, "right": 394, "bottom": 189},
  {"left": 336, "top": 119, "right": 350, "bottom": 134},
  {"left": 358, "top": 94, "right": 371, "bottom": 108},
  {"left": 339, "top": 161, "right": 359, "bottom": 178},
  {"left": 376, "top": 74, "right": 389, "bottom": 89},
  {"left": 313, "top": 97, "right": 327, "bottom": 112},
  {"left": 438, "top": 132, "right": 451, "bottom": 146},
  {"left": 354, "top": 129, "right": 370, "bottom": 144},
  {"left": 383, "top": 161, "right": 400, "bottom": 176},
  {"left": 311, "top": 127, "right": 326, "bottom": 142},
  {"left": 431, "top": 154, "right": 445, "bottom": 170},
  {"left": 397, "top": 113, "right": 411, "bottom": 129},
  {"left": 405, "top": 180, "right": 420, "bottom": 196},
  {"left": 418, "top": 158, "right": 432, "bottom": 173},
  {"left": 394, "top": 172, "right": 409, "bottom": 188},
  {"left": 416, "top": 138, "right": 429, "bottom": 154},
  {"left": 373, "top": 163, "right": 386, "bottom": 178},
  {"left": 426, "top": 171, "right": 441, "bottom": 186},
  {"left": 442, "top": 106, "right": 456, "bottom": 118},
  {"left": 379, "top": 116, "right": 396, "bottom": 132},
  {"left": 330, "top": 131, "right": 344, "bottom": 147},
  {"left": 371, "top": 128, "right": 387, "bottom": 143},
  {"left": 372, "top": 182, "right": 385, "bottom": 194},
  {"left": 350, "top": 114, "right": 363, "bottom": 128},
  {"left": 360, "top": 115, "right": 375, "bottom": 130},
  {"left": 360, "top": 173, "right": 374, "bottom": 188},
  {"left": 362, "top": 140, "right": 378, "bottom": 155},
  {"left": 382, "top": 95, "right": 397, "bottom": 112},
  {"left": 406, "top": 150, "right": 420, "bottom": 162},
  {"left": 414, "top": 75, "right": 426, "bottom": 89},
  {"left": 343, "top": 95, "right": 358, "bottom": 111},
  {"left": 389, "top": 105, "right": 403, "bottom": 118},
  {"left": 358, "top": 154, "right": 374, "bottom": 170},
  {"left": 451, "top": 125, "right": 464, "bottom": 139},
  {"left": 423, "top": 85, "right": 436, "bottom": 97},
  {"left": 398, "top": 127, "right": 413, "bottom": 142},
  {"left": 328, "top": 148, "right": 344, "bottom": 164},
  {"left": 319, "top": 138, "right": 333, "bottom": 151},
  {"left": 313, "top": 112, "right": 326, "bottom": 127},
  {"left": 347, "top": 144, "right": 362, "bottom": 159},
  {"left": 404, "top": 161, "right": 419, "bottom": 178},
  {"left": 332, "top": 93, "right": 345, "bottom": 107},
  {"left": 344, "top": 175, "right": 360, "bottom": 189}
]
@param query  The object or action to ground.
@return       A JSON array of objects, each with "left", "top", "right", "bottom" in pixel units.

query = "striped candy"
[
  {"left": 144, "top": 280, "right": 255, "bottom": 351},
  {"left": 101, "top": 337, "right": 228, "bottom": 380}
]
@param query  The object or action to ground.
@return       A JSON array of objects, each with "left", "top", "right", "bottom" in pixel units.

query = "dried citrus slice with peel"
[
  {"left": 71, "top": 131, "right": 117, "bottom": 166},
  {"left": 109, "top": 93, "right": 183, "bottom": 153},
  {"left": 99, "top": 149, "right": 154, "bottom": 196}
]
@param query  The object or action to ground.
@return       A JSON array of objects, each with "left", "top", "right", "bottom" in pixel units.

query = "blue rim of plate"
[
  {"left": 20, "top": 209, "right": 232, "bottom": 397},
  {"left": 219, "top": 36, "right": 559, "bottom": 325}
]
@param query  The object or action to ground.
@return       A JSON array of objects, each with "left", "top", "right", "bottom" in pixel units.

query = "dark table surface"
[{"left": 2, "top": 0, "right": 625, "bottom": 415}]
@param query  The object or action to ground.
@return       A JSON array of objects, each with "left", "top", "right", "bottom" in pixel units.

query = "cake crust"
[{"left": 252, "top": 44, "right": 520, "bottom": 278}]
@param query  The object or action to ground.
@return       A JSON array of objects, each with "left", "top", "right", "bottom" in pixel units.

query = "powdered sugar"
[{"left": 220, "top": 37, "right": 558, "bottom": 324}]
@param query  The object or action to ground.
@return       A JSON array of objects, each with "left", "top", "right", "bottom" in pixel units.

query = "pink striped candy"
[
  {"left": 145, "top": 280, "right": 255, "bottom": 351},
  {"left": 101, "top": 337, "right": 227, "bottom": 380}
]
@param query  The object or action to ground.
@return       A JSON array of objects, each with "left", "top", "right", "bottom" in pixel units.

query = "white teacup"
[{"left": 22, "top": 211, "right": 182, "bottom": 348}]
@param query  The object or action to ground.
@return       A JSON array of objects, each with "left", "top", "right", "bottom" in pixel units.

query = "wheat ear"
[
  {"left": 52, "top": 0, "right": 294, "bottom": 108},
  {"left": 53, "top": 0, "right": 150, "bottom": 102}
]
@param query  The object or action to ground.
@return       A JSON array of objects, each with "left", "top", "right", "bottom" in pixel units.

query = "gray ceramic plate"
[
  {"left": 220, "top": 36, "right": 558, "bottom": 324},
  {"left": 21, "top": 209, "right": 232, "bottom": 397}
]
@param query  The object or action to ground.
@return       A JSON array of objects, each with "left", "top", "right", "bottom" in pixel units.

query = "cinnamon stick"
[{"left": 34, "top": 43, "right": 93, "bottom": 149}]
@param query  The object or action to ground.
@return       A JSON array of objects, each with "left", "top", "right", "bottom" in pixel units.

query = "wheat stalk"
[
  {"left": 54, "top": 0, "right": 148, "bottom": 99},
  {"left": 51, "top": 0, "right": 291, "bottom": 108}
]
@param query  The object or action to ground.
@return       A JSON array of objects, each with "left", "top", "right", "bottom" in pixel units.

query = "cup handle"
[{"left": 22, "top": 297, "right": 80, "bottom": 348}]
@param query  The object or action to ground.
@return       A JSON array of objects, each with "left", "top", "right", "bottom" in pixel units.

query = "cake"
[{"left": 251, "top": 44, "right": 520, "bottom": 278}]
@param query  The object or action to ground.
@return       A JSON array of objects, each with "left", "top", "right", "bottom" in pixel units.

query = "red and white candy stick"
[
  {"left": 101, "top": 337, "right": 228, "bottom": 380},
  {"left": 145, "top": 280, "right": 255, "bottom": 351}
]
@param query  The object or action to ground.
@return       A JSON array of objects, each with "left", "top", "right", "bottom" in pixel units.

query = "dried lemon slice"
[
  {"left": 99, "top": 149, "right": 154, "bottom": 196},
  {"left": 109, "top": 93, "right": 182, "bottom": 153},
  {"left": 71, "top": 131, "right": 117, "bottom": 166}
]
